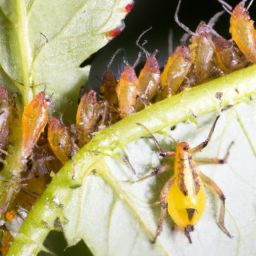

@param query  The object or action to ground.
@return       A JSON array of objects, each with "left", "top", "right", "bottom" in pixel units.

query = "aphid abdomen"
[
  {"left": 230, "top": 2, "right": 256, "bottom": 63},
  {"left": 167, "top": 181, "right": 206, "bottom": 227},
  {"left": 213, "top": 36, "right": 249, "bottom": 73},
  {"left": 116, "top": 65, "right": 139, "bottom": 118},
  {"left": 0, "top": 85, "right": 9, "bottom": 150},
  {"left": 48, "top": 117, "right": 71, "bottom": 165},
  {"left": 189, "top": 22, "right": 219, "bottom": 84},
  {"left": 168, "top": 142, "right": 206, "bottom": 227},
  {"left": 76, "top": 90, "right": 100, "bottom": 147},
  {"left": 138, "top": 55, "right": 160, "bottom": 101},
  {"left": 100, "top": 70, "right": 119, "bottom": 124},
  {"left": 22, "top": 92, "right": 48, "bottom": 160},
  {"left": 161, "top": 46, "right": 191, "bottom": 98}
]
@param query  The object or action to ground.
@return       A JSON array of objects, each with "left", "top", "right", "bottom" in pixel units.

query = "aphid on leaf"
[
  {"left": 228, "top": 0, "right": 256, "bottom": 63},
  {"left": 160, "top": 45, "right": 191, "bottom": 98},
  {"left": 99, "top": 49, "right": 124, "bottom": 125},
  {"left": 76, "top": 90, "right": 101, "bottom": 147},
  {"left": 213, "top": 35, "right": 250, "bottom": 73},
  {"left": 48, "top": 102, "right": 78, "bottom": 165},
  {"left": 136, "top": 116, "right": 233, "bottom": 243},
  {"left": 175, "top": 0, "right": 225, "bottom": 86},
  {"left": 0, "top": 85, "right": 9, "bottom": 157},
  {"left": 22, "top": 92, "right": 48, "bottom": 162},
  {"left": 136, "top": 28, "right": 161, "bottom": 105},
  {"left": 116, "top": 54, "right": 141, "bottom": 118}
]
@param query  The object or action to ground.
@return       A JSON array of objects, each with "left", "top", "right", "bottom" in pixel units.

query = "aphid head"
[
  {"left": 120, "top": 65, "right": 137, "bottom": 83},
  {"left": 143, "top": 50, "right": 160, "bottom": 74},
  {"left": 177, "top": 142, "right": 191, "bottom": 153},
  {"left": 80, "top": 90, "right": 97, "bottom": 105},
  {"left": 102, "top": 70, "right": 118, "bottom": 88}
]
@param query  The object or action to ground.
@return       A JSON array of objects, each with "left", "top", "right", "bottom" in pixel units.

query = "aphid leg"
[
  {"left": 136, "top": 95, "right": 150, "bottom": 107},
  {"left": 152, "top": 176, "right": 175, "bottom": 243},
  {"left": 175, "top": 0, "right": 196, "bottom": 36},
  {"left": 137, "top": 164, "right": 172, "bottom": 182},
  {"left": 208, "top": 10, "right": 225, "bottom": 28},
  {"left": 184, "top": 225, "right": 194, "bottom": 244},
  {"left": 152, "top": 208, "right": 167, "bottom": 243},
  {"left": 199, "top": 171, "right": 232, "bottom": 238},
  {"left": 194, "top": 141, "right": 234, "bottom": 165},
  {"left": 246, "top": 0, "right": 254, "bottom": 10},
  {"left": 136, "top": 123, "right": 176, "bottom": 157},
  {"left": 216, "top": 0, "right": 232, "bottom": 14},
  {"left": 123, "top": 153, "right": 137, "bottom": 175},
  {"left": 191, "top": 115, "right": 220, "bottom": 154},
  {"left": 0, "top": 149, "right": 8, "bottom": 155}
]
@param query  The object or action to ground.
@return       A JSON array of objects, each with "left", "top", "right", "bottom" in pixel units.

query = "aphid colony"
[{"left": 0, "top": 0, "right": 255, "bottom": 253}]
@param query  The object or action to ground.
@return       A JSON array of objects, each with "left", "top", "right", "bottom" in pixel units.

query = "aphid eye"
[{"left": 183, "top": 146, "right": 188, "bottom": 150}]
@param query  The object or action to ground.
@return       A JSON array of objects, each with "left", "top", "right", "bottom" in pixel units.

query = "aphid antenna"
[
  {"left": 132, "top": 52, "right": 142, "bottom": 68},
  {"left": 245, "top": 0, "right": 254, "bottom": 10},
  {"left": 208, "top": 10, "right": 225, "bottom": 28},
  {"left": 136, "top": 27, "right": 152, "bottom": 59},
  {"left": 40, "top": 32, "right": 49, "bottom": 43},
  {"left": 180, "top": 33, "right": 190, "bottom": 44},
  {"left": 107, "top": 48, "right": 127, "bottom": 70},
  {"left": 216, "top": 0, "right": 232, "bottom": 14},
  {"left": 168, "top": 28, "right": 173, "bottom": 56},
  {"left": 60, "top": 101, "right": 71, "bottom": 122},
  {"left": 175, "top": 0, "right": 196, "bottom": 36},
  {"left": 95, "top": 76, "right": 103, "bottom": 84}
]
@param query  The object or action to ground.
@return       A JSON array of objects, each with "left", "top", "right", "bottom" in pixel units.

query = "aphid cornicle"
[
  {"left": 137, "top": 116, "right": 233, "bottom": 243},
  {"left": 22, "top": 92, "right": 48, "bottom": 161}
]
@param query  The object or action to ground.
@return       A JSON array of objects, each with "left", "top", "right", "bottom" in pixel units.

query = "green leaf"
[
  {"left": 7, "top": 65, "right": 256, "bottom": 255},
  {"left": 0, "top": 0, "right": 129, "bottom": 116}
]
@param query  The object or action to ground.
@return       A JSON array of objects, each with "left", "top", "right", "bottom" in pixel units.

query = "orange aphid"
[
  {"left": 189, "top": 21, "right": 219, "bottom": 83},
  {"left": 22, "top": 92, "right": 48, "bottom": 161},
  {"left": 48, "top": 117, "right": 71, "bottom": 165},
  {"left": 230, "top": 1, "right": 256, "bottom": 63},
  {"left": 160, "top": 45, "right": 191, "bottom": 98},
  {"left": 0, "top": 85, "right": 9, "bottom": 153},
  {"left": 100, "top": 70, "right": 119, "bottom": 124},
  {"left": 76, "top": 90, "right": 101, "bottom": 147},
  {"left": 138, "top": 50, "right": 160, "bottom": 101},
  {"left": 213, "top": 35, "right": 249, "bottom": 73},
  {"left": 116, "top": 65, "right": 140, "bottom": 118},
  {"left": 1, "top": 231, "right": 13, "bottom": 256}
]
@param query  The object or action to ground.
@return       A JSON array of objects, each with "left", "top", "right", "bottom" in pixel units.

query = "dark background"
[
  {"left": 85, "top": 0, "right": 253, "bottom": 92},
  {"left": 41, "top": 0, "right": 255, "bottom": 255}
]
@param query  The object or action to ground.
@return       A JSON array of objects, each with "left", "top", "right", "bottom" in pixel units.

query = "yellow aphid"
[{"left": 137, "top": 116, "right": 233, "bottom": 243}]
